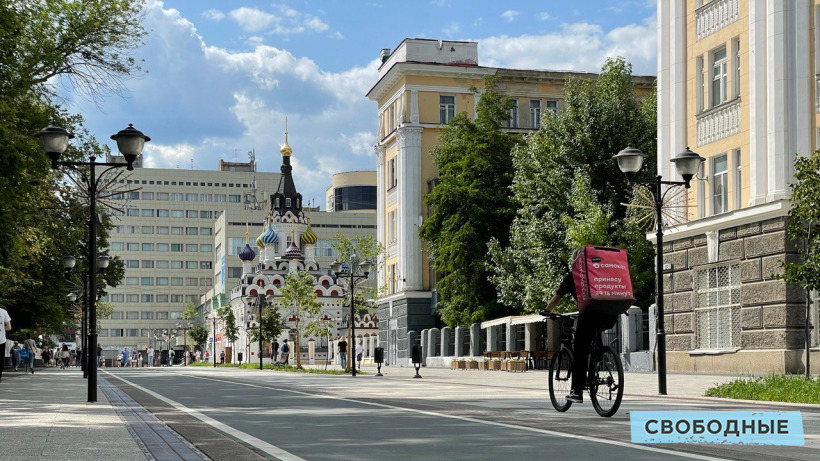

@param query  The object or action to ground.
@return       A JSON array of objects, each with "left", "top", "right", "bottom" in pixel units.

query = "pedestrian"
[
  {"left": 355, "top": 341, "right": 363, "bottom": 371},
  {"left": 337, "top": 338, "right": 348, "bottom": 369},
  {"left": 147, "top": 346, "right": 154, "bottom": 367},
  {"left": 23, "top": 333, "right": 36, "bottom": 374},
  {"left": 280, "top": 339, "right": 290, "bottom": 365},
  {"left": 130, "top": 347, "right": 138, "bottom": 367},
  {"left": 205, "top": 350, "right": 210, "bottom": 363},
  {"left": 185, "top": 350, "right": 190, "bottom": 366},
  {"left": 195, "top": 349, "right": 201, "bottom": 363},
  {"left": 10, "top": 341, "right": 21, "bottom": 372},
  {"left": 97, "top": 344, "right": 103, "bottom": 367},
  {"left": 0, "top": 306, "right": 10, "bottom": 383},
  {"left": 41, "top": 347, "right": 51, "bottom": 368},
  {"left": 169, "top": 349, "right": 175, "bottom": 366},
  {"left": 59, "top": 343, "right": 70, "bottom": 369},
  {"left": 137, "top": 350, "right": 143, "bottom": 367},
  {"left": 271, "top": 339, "right": 279, "bottom": 364},
  {"left": 120, "top": 347, "right": 128, "bottom": 367},
  {"left": 74, "top": 348, "right": 81, "bottom": 368}
]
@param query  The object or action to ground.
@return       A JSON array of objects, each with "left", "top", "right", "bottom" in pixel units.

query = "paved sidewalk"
[{"left": 0, "top": 367, "right": 145, "bottom": 461}]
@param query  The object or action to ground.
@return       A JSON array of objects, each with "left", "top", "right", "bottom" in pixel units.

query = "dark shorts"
[{"left": 356, "top": 353, "right": 363, "bottom": 361}]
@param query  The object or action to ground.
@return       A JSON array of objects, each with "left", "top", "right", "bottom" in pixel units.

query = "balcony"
[
  {"left": 696, "top": 0, "right": 739, "bottom": 41},
  {"left": 697, "top": 99, "right": 740, "bottom": 147}
]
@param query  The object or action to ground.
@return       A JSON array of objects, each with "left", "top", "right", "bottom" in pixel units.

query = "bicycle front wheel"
[
  {"left": 548, "top": 349, "right": 573, "bottom": 412},
  {"left": 589, "top": 346, "right": 624, "bottom": 417}
]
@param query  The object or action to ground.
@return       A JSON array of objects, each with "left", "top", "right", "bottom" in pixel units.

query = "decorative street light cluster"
[
  {"left": 176, "top": 322, "right": 191, "bottom": 365},
  {"left": 331, "top": 252, "right": 372, "bottom": 377},
  {"left": 62, "top": 254, "right": 110, "bottom": 379},
  {"left": 38, "top": 123, "right": 150, "bottom": 402},
  {"left": 244, "top": 293, "right": 271, "bottom": 371},
  {"left": 614, "top": 145, "right": 704, "bottom": 395}
]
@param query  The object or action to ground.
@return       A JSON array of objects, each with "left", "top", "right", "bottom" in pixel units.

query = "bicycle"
[{"left": 544, "top": 312, "right": 624, "bottom": 417}]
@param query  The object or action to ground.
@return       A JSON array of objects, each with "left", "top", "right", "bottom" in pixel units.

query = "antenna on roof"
[{"left": 190, "top": 158, "right": 193, "bottom": 169}]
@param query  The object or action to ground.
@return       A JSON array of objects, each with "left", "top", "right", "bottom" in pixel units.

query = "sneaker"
[{"left": 566, "top": 392, "right": 583, "bottom": 403}]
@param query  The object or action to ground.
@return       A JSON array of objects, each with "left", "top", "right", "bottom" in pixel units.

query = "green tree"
[
  {"left": 778, "top": 149, "right": 820, "bottom": 378},
  {"left": 489, "top": 57, "right": 657, "bottom": 313},
  {"left": 247, "top": 304, "right": 284, "bottom": 352},
  {"left": 182, "top": 302, "right": 198, "bottom": 321},
  {"left": 188, "top": 324, "right": 209, "bottom": 353},
  {"left": 419, "top": 75, "right": 521, "bottom": 326},
  {"left": 217, "top": 305, "right": 240, "bottom": 349},
  {"left": 280, "top": 271, "right": 322, "bottom": 368}
]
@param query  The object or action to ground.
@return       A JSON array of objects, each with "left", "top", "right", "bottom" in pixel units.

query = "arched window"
[
  {"left": 275, "top": 197, "right": 280, "bottom": 207},
  {"left": 286, "top": 198, "right": 292, "bottom": 207}
]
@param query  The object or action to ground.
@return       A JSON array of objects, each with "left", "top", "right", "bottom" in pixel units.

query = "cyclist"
[{"left": 543, "top": 268, "right": 619, "bottom": 403}]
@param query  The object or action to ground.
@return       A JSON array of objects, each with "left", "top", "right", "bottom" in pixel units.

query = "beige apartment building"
[
  {"left": 658, "top": 0, "right": 819, "bottom": 373},
  {"left": 367, "top": 38, "right": 654, "bottom": 365}
]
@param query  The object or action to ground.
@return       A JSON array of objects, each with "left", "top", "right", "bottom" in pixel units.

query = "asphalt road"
[{"left": 103, "top": 368, "right": 820, "bottom": 461}]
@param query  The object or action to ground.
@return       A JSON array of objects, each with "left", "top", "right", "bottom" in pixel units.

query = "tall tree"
[
  {"left": 419, "top": 75, "right": 521, "bottom": 327},
  {"left": 217, "top": 305, "right": 240, "bottom": 353},
  {"left": 778, "top": 149, "right": 820, "bottom": 378},
  {"left": 279, "top": 270, "right": 322, "bottom": 368},
  {"left": 489, "top": 58, "right": 657, "bottom": 313}
]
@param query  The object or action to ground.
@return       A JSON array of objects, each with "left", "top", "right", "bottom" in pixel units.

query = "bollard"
[
  {"left": 374, "top": 347, "right": 384, "bottom": 376},
  {"left": 411, "top": 344, "right": 422, "bottom": 378}
]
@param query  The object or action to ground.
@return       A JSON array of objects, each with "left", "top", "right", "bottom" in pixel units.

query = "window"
[
  {"left": 228, "top": 267, "right": 242, "bottom": 278},
  {"left": 387, "top": 104, "right": 396, "bottom": 132},
  {"left": 127, "top": 243, "right": 139, "bottom": 251},
  {"left": 141, "top": 260, "right": 154, "bottom": 268},
  {"left": 506, "top": 99, "right": 519, "bottom": 128},
  {"left": 185, "top": 278, "right": 198, "bottom": 286},
  {"left": 733, "top": 149, "right": 741, "bottom": 211},
  {"left": 696, "top": 56, "right": 704, "bottom": 113},
  {"left": 113, "top": 225, "right": 124, "bottom": 233},
  {"left": 200, "top": 228, "right": 213, "bottom": 236},
  {"left": 156, "top": 295, "right": 169, "bottom": 303},
  {"left": 712, "top": 47, "right": 727, "bottom": 107},
  {"left": 156, "top": 312, "right": 169, "bottom": 320},
  {"left": 141, "top": 243, "right": 154, "bottom": 251},
  {"left": 156, "top": 277, "right": 168, "bottom": 286},
  {"left": 128, "top": 192, "right": 139, "bottom": 200},
  {"left": 111, "top": 242, "right": 124, "bottom": 251},
  {"left": 142, "top": 192, "right": 153, "bottom": 200},
  {"left": 170, "top": 311, "right": 184, "bottom": 320},
  {"left": 186, "top": 244, "right": 198, "bottom": 252},
  {"left": 200, "top": 278, "right": 212, "bottom": 287},
  {"left": 695, "top": 263, "right": 741, "bottom": 349},
  {"left": 170, "top": 295, "right": 184, "bottom": 303},
  {"left": 530, "top": 100, "right": 541, "bottom": 129},
  {"left": 388, "top": 210, "right": 397, "bottom": 242},
  {"left": 215, "top": 194, "right": 226, "bottom": 202},
  {"left": 171, "top": 244, "right": 183, "bottom": 252},
  {"left": 157, "top": 192, "right": 169, "bottom": 200},
  {"left": 111, "top": 329, "right": 123, "bottom": 337},
  {"left": 127, "top": 329, "right": 139, "bottom": 337},
  {"left": 126, "top": 277, "right": 139, "bottom": 285},
  {"left": 388, "top": 158, "right": 397, "bottom": 189},
  {"left": 171, "top": 261, "right": 183, "bottom": 269},
  {"left": 157, "top": 209, "right": 169, "bottom": 217},
  {"left": 171, "top": 210, "right": 184, "bottom": 218},
  {"left": 185, "top": 193, "right": 198, "bottom": 202},
  {"left": 200, "top": 244, "right": 213, "bottom": 252},
  {"left": 157, "top": 226, "right": 169, "bottom": 235},
  {"left": 171, "top": 227, "right": 183, "bottom": 235},
  {"left": 98, "top": 329, "right": 108, "bottom": 337},
  {"left": 712, "top": 154, "right": 728, "bottom": 215},
  {"left": 126, "top": 260, "right": 139, "bottom": 268},
  {"left": 200, "top": 261, "right": 212, "bottom": 270},
  {"left": 229, "top": 195, "right": 241, "bottom": 203},
  {"left": 141, "top": 209, "right": 154, "bottom": 217},
  {"left": 186, "top": 261, "right": 198, "bottom": 269},
  {"left": 141, "top": 312, "right": 154, "bottom": 320},
  {"left": 275, "top": 197, "right": 280, "bottom": 208},
  {"left": 110, "top": 294, "right": 124, "bottom": 303},
  {"left": 285, "top": 198, "right": 292, "bottom": 207},
  {"left": 314, "top": 240, "right": 338, "bottom": 258},
  {"left": 228, "top": 237, "right": 245, "bottom": 255},
  {"left": 171, "top": 277, "right": 183, "bottom": 286},
  {"left": 156, "top": 260, "right": 169, "bottom": 268},
  {"left": 141, "top": 277, "right": 154, "bottom": 286},
  {"left": 439, "top": 95, "right": 455, "bottom": 124},
  {"left": 171, "top": 193, "right": 183, "bottom": 201},
  {"left": 141, "top": 226, "right": 154, "bottom": 234},
  {"left": 127, "top": 209, "right": 139, "bottom": 217},
  {"left": 110, "top": 209, "right": 124, "bottom": 217},
  {"left": 186, "top": 227, "right": 198, "bottom": 236},
  {"left": 186, "top": 210, "right": 198, "bottom": 218},
  {"left": 201, "top": 194, "right": 212, "bottom": 202},
  {"left": 200, "top": 210, "right": 213, "bottom": 219},
  {"left": 546, "top": 100, "right": 558, "bottom": 115},
  {"left": 126, "top": 294, "right": 139, "bottom": 302},
  {"left": 126, "top": 311, "right": 139, "bottom": 320},
  {"left": 126, "top": 225, "right": 140, "bottom": 234},
  {"left": 111, "top": 312, "right": 124, "bottom": 320},
  {"left": 141, "top": 329, "right": 149, "bottom": 338},
  {"left": 733, "top": 37, "right": 740, "bottom": 98},
  {"left": 185, "top": 295, "right": 199, "bottom": 304},
  {"left": 156, "top": 243, "right": 169, "bottom": 252}
]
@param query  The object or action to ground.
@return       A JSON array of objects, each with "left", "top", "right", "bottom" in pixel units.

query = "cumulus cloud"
[
  {"left": 227, "top": 5, "right": 331, "bottom": 35},
  {"left": 229, "top": 7, "right": 276, "bottom": 33},
  {"left": 539, "top": 12, "right": 550, "bottom": 21},
  {"left": 478, "top": 16, "right": 656, "bottom": 75},
  {"left": 342, "top": 132, "right": 376, "bottom": 157},
  {"left": 329, "top": 31, "right": 344, "bottom": 40},
  {"left": 501, "top": 10, "right": 520, "bottom": 23},
  {"left": 202, "top": 9, "right": 224, "bottom": 21}
]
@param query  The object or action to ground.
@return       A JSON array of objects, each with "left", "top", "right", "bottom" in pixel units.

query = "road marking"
[
  {"left": 173, "top": 372, "right": 726, "bottom": 460},
  {"left": 104, "top": 371, "right": 305, "bottom": 461}
]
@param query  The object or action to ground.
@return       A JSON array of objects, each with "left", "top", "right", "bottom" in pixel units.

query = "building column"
[
  {"left": 375, "top": 145, "right": 386, "bottom": 289},
  {"left": 766, "top": 0, "right": 794, "bottom": 202},
  {"left": 667, "top": 0, "right": 686, "bottom": 182},
  {"left": 396, "top": 126, "right": 424, "bottom": 291},
  {"left": 748, "top": 0, "right": 768, "bottom": 205}
]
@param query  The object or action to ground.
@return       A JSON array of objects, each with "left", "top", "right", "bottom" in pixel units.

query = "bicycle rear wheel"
[
  {"left": 589, "top": 346, "right": 623, "bottom": 417},
  {"left": 548, "top": 349, "right": 573, "bottom": 412}
]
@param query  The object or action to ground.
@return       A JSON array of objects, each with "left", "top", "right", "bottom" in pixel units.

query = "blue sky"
[{"left": 60, "top": 0, "right": 657, "bottom": 209}]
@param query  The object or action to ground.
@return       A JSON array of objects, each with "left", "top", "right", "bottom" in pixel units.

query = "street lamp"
[
  {"left": 331, "top": 252, "right": 372, "bottom": 377},
  {"left": 176, "top": 322, "right": 191, "bottom": 366},
  {"left": 614, "top": 145, "right": 704, "bottom": 395},
  {"left": 208, "top": 313, "right": 221, "bottom": 368},
  {"left": 38, "top": 123, "right": 149, "bottom": 403},
  {"left": 244, "top": 293, "right": 268, "bottom": 371},
  {"left": 62, "top": 253, "right": 111, "bottom": 379}
]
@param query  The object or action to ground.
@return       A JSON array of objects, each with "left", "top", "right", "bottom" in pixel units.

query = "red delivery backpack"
[{"left": 571, "top": 245, "right": 636, "bottom": 316}]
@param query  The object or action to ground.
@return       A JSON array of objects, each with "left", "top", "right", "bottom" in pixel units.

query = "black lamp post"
[
  {"left": 176, "top": 322, "right": 190, "bottom": 365},
  {"left": 244, "top": 293, "right": 268, "bottom": 371},
  {"left": 331, "top": 252, "right": 372, "bottom": 377},
  {"left": 62, "top": 253, "right": 109, "bottom": 379},
  {"left": 209, "top": 314, "right": 220, "bottom": 368},
  {"left": 614, "top": 145, "right": 704, "bottom": 395},
  {"left": 38, "top": 123, "right": 149, "bottom": 403}
]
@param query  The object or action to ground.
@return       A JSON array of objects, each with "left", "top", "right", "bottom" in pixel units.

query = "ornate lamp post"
[
  {"left": 38, "top": 123, "right": 149, "bottom": 402},
  {"left": 244, "top": 293, "right": 269, "bottom": 371},
  {"left": 176, "top": 322, "right": 191, "bottom": 365},
  {"left": 614, "top": 146, "right": 704, "bottom": 395},
  {"left": 62, "top": 253, "right": 111, "bottom": 379},
  {"left": 331, "top": 252, "right": 372, "bottom": 377}
]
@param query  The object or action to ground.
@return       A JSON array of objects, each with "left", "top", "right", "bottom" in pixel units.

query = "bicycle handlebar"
[{"left": 541, "top": 311, "right": 578, "bottom": 320}]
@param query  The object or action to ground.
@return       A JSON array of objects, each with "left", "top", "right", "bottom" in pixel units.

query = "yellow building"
[
  {"left": 658, "top": 0, "right": 819, "bottom": 373},
  {"left": 367, "top": 38, "right": 654, "bottom": 365}
]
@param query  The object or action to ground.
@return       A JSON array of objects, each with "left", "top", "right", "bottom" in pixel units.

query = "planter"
[
  {"left": 479, "top": 360, "right": 490, "bottom": 370},
  {"left": 467, "top": 360, "right": 479, "bottom": 370},
  {"left": 507, "top": 360, "right": 526, "bottom": 373},
  {"left": 451, "top": 360, "right": 466, "bottom": 370},
  {"left": 490, "top": 360, "right": 501, "bottom": 371}
]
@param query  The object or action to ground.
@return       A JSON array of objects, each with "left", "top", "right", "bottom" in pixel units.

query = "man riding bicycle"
[{"left": 542, "top": 262, "right": 619, "bottom": 403}]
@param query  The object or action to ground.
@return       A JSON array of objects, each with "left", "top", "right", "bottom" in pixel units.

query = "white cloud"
[
  {"left": 342, "top": 132, "right": 376, "bottom": 157},
  {"left": 443, "top": 22, "right": 460, "bottom": 37},
  {"left": 202, "top": 9, "right": 224, "bottom": 21},
  {"left": 478, "top": 17, "right": 657, "bottom": 75},
  {"left": 539, "top": 12, "right": 550, "bottom": 21},
  {"left": 305, "top": 16, "right": 329, "bottom": 32},
  {"left": 329, "top": 31, "right": 344, "bottom": 40},
  {"left": 229, "top": 7, "right": 275, "bottom": 33},
  {"left": 142, "top": 142, "right": 198, "bottom": 169},
  {"left": 501, "top": 10, "right": 520, "bottom": 23}
]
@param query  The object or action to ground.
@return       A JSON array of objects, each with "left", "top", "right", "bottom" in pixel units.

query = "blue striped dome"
[
  {"left": 261, "top": 225, "right": 279, "bottom": 245},
  {"left": 238, "top": 244, "right": 256, "bottom": 262}
]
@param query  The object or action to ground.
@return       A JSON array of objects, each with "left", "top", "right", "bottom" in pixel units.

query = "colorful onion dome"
[
  {"left": 300, "top": 225, "right": 317, "bottom": 245},
  {"left": 280, "top": 117, "right": 292, "bottom": 156},
  {"left": 284, "top": 242, "right": 302, "bottom": 259},
  {"left": 261, "top": 224, "right": 279, "bottom": 245},
  {"left": 238, "top": 244, "right": 256, "bottom": 262},
  {"left": 255, "top": 232, "right": 265, "bottom": 249}
]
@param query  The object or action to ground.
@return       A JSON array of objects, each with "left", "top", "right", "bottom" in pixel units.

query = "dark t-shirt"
[
  {"left": 338, "top": 341, "right": 347, "bottom": 353},
  {"left": 557, "top": 271, "right": 617, "bottom": 331},
  {"left": 556, "top": 272, "right": 576, "bottom": 300}
]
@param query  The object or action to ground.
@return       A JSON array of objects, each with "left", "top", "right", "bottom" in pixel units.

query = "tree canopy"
[{"left": 419, "top": 75, "right": 521, "bottom": 326}]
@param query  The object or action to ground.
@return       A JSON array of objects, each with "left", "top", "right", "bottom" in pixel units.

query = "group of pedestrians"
[{"left": 337, "top": 338, "right": 364, "bottom": 371}]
